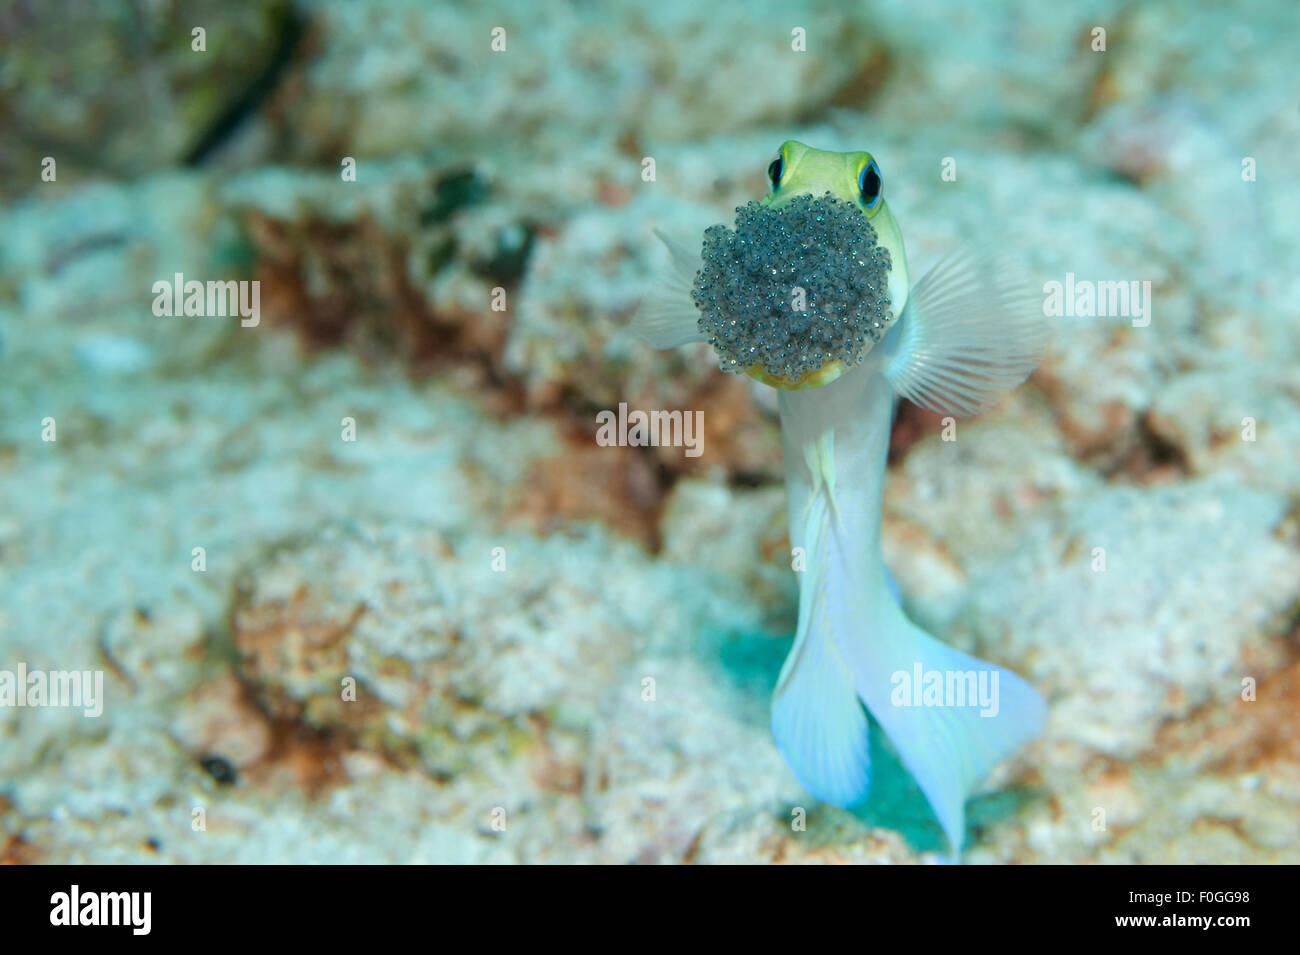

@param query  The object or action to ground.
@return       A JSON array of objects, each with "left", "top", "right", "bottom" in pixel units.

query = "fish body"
[{"left": 630, "top": 141, "right": 1049, "bottom": 856}]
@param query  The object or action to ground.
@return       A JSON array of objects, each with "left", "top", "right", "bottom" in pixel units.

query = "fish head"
[
  {"left": 693, "top": 141, "right": 910, "bottom": 390},
  {"left": 765, "top": 140, "right": 910, "bottom": 320}
]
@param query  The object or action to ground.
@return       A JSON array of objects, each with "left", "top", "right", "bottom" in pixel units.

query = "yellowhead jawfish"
[{"left": 631, "top": 140, "right": 1049, "bottom": 856}]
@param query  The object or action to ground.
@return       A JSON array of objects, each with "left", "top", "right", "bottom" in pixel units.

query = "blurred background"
[{"left": 0, "top": 0, "right": 1297, "bottom": 863}]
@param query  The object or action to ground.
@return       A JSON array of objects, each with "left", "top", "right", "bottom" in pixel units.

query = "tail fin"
[
  {"left": 771, "top": 494, "right": 873, "bottom": 808},
  {"left": 845, "top": 612, "right": 1047, "bottom": 855},
  {"left": 770, "top": 599, "right": 873, "bottom": 808}
]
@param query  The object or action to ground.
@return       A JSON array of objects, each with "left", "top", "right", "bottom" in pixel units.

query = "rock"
[
  {"left": 228, "top": 521, "right": 767, "bottom": 782},
  {"left": 961, "top": 478, "right": 1300, "bottom": 758},
  {"left": 279, "top": 0, "right": 889, "bottom": 167},
  {"left": 0, "top": 0, "right": 296, "bottom": 196}
]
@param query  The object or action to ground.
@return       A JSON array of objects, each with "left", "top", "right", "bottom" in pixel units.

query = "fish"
[{"left": 629, "top": 140, "right": 1050, "bottom": 856}]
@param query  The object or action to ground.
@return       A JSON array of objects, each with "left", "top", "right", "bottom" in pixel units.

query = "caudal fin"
[
  {"left": 770, "top": 612, "right": 873, "bottom": 809},
  {"left": 771, "top": 484, "right": 873, "bottom": 809},
  {"left": 846, "top": 612, "right": 1046, "bottom": 855}
]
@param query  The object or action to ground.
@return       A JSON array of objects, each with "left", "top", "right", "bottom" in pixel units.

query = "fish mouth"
[{"left": 692, "top": 193, "right": 893, "bottom": 389}]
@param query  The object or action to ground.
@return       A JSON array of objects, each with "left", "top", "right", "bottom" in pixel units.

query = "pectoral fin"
[
  {"left": 626, "top": 229, "right": 706, "bottom": 348},
  {"left": 884, "top": 246, "right": 1048, "bottom": 417}
]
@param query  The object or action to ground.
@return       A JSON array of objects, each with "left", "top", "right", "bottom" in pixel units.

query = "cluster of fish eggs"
[{"left": 692, "top": 193, "right": 892, "bottom": 381}]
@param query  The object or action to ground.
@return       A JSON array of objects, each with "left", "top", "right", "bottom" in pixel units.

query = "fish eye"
[
  {"left": 768, "top": 152, "right": 785, "bottom": 191},
  {"left": 858, "top": 160, "right": 882, "bottom": 208}
]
